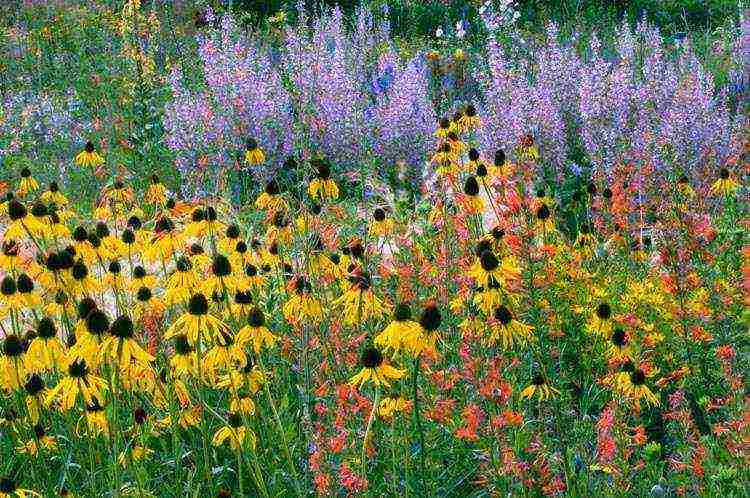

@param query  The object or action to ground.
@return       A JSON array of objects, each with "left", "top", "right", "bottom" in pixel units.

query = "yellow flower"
[
  {"left": 268, "top": 11, "right": 287, "bottom": 24},
  {"left": 237, "top": 307, "right": 278, "bottom": 353},
  {"left": 25, "top": 332, "right": 65, "bottom": 373},
  {"left": 488, "top": 306, "right": 534, "bottom": 349},
  {"left": 16, "top": 168, "right": 39, "bottom": 198},
  {"left": 118, "top": 445, "right": 154, "bottom": 467},
  {"left": 99, "top": 316, "right": 154, "bottom": 370},
  {"left": 77, "top": 398, "right": 109, "bottom": 437},
  {"left": 469, "top": 250, "right": 520, "bottom": 288},
  {"left": 46, "top": 359, "right": 108, "bottom": 411},
  {"left": 145, "top": 174, "right": 167, "bottom": 205},
  {"left": 609, "top": 366, "right": 660, "bottom": 407},
  {"left": 169, "top": 335, "right": 197, "bottom": 377},
  {"left": 378, "top": 397, "right": 411, "bottom": 419},
  {"left": 74, "top": 141, "right": 105, "bottom": 168},
  {"left": 348, "top": 347, "right": 405, "bottom": 389},
  {"left": 212, "top": 413, "right": 256, "bottom": 451},
  {"left": 164, "top": 294, "right": 229, "bottom": 345},
  {"left": 283, "top": 277, "right": 324, "bottom": 324},
  {"left": 255, "top": 180, "right": 287, "bottom": 213},
  {"left": 710, "top": 168, "right": 739, "bottom": 195},
  {"left": 244, "top": 138, "right": 265, "bottom": 165},
  {"left": 586, "top": 302, "right": 614, "bottom": 337},
  {"left": 202, "top": 332, "right": 248, "bottom": 381},
  {"left": 308, "top": 161, "right": 338, "bottom": 201},
  {"left": 374, "top": 304, "right": 422, "bottom": 354},
  {"left": 333, "top": 274, "right": 388, "bottom": 326},
  {"left": 0, "top": 476, "right": 40, "bottom": 497},
  {"left": 520, "top": 375, "right": 559, "bottom": 401},
  {"left": 605, "top": 328, "right": 633, "bottom": 362},
  {"left": 458, "top": 104, "right": 481, "bottom": 131},
  {"left": 16, "top": 426, "right": 57, "bottom": 456},
  {"left": 368, "top": 208, "right": 396, "bottom": 237},
  {"left": 4, "top": 199, "right": 45, "bottom": 240}
]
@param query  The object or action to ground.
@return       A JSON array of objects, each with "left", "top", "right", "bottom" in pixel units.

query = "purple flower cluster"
[
  {"left": 0, "top": 89, "right": 92, "bottom": 184},
  {"left": 163, "top": 14, "right": 295, "bottom": 195},
  {"left": 164, "top": 7, "right": 747, "bottom": 197},
  {"left": 163, "top": 5, "right": 436, "bottom": 194},
  {"left": 479, "top": 19, "right": 745, "bottom": 184}
]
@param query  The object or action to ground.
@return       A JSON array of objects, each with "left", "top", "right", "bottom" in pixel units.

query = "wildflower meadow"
[{"left": 0, "top": 1, "right": 748, "bottom": 497}]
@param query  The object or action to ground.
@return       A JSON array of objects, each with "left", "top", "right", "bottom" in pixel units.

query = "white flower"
[
  {"left": 455, "top": 21, "right": 465, "bottom": 39},
  {"left": 435, "top": 27, "right": 443, "bottom": 38}
]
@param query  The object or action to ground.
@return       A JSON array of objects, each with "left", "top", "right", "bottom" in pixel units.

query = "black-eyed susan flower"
[
  {"left": 144, "top": 215, "right": 183, "bottom": 263},
  {"left": 534, "top": 202, "right": 555, "bottom": 232},
  {"left": 282, "top": 276, "right": 323, "bottom": 324},
  {"left": 145, "top": 174, "right": 167, "bottom": 205},
  {"left": 68, "top": 259, "right": 102, "bottom": 298},
  {"left": 446, "top": 131, "right": 466, "bottom": 156},
  {"left": 164, "top": 293, "right": 229, "bottom": 346},
  {"left": 77, "top": 397, "right": 108, "bottom": 437},
  {"left": 212, "top": 412, "right": 255, "bottom": 451},
  {"left": 230, "top": 289, "right": 254, "bottom": 316},
  {"left": 710, "top": 168, "right": 739, "bottom": 195},
  {"left": 74, "top": 140, "right": 104, "bottom": 168},
  {"left": 164, "top": 257, "right": 198, "bottom": 305},
  {"left": 368, "top": 208, "right": 395, "bottom": 237},
  {"left": 244, "top": 137, "right": 265, "bottom": 165},
  {"left": 217, "top": 360, "right": 266, "bottom": 395},
  {"left": 228, "top": 390, "right": 256, "bottom": 415},
  {"left": 169, "top": 335, "right": 197, "bottom": 377},
  {"left": 334, "top": 272, "right": 387, "bottom": 327},
  {"left": 518, "top": 133, "right": 539, "bottom": 161},
  {"left": 16, "top": 168, "right": 38, "bottom": 198},
  {"left": 255, "top": 179, "right": 287, "bottom": 213},
  {"left": 0, "top": 275, "right": 26, "bottom": 319},
  {"left": 46, "top": 358, "right": 107, "bottom": 411},
  {"left": 606, "top": 328, "right": 633, "bottom": 362},
  {"left": 433, "top": 142, "right": 459, "bottom": 176},
  {"left": 202, "top": 331, "right": 248, "bottom": 382},
  {"left": 17, "top": 424, "right": 57, "bottom": 456},
  {"left": 410, "top": 302, "right": 441, "bottom": 355},
  {"left": 25, "top": 317, "right": 65, "bottom": 373},
  {"left": 183, "top": 208, "right": 209, "bottom": 238},
  {"left": 467, "top": 148, "right": 486, "bottom": 176},
  {"left": 435, "top": 116, "right": 451, "bottom": 139},
  {"left": 0, "top": 240, "right": 20, "bottom": 271},
  {"left": 266, "top": 211, "right": 293, "bottom": 245},
  {"left": 308, "top": 159, "right": 339, "bottom": 201},
  {"left": 469, "top": 250, "right": 520, "bottom": 289},
  {"left": 676, "top": 175, "right": 694, "bottom": 197},
  {"left": 0, "top": 476, "right": 39, "bottom": 497},
  {"left": 4, "top": 199, "right": 43, "bottom": 240},
  {"left": 237, "top": 307, "right": 278, "bottom": 354},
  {"left": 492, "top": 149, "right": 513, "bottom": 177},
  {"left": 202, "top": 254, "right": 238, "bottom": 297},
  {"left": 23, "top": 374, "right": 47, "bottom": 424},
  {"left": 348, "top": 347, "right": 405, "bottom": 389},
  {"left": 488, "top": 305, "right": 534, "bottom": 350},
  {"left": 68, "top": 307, "right": 109, "bottom": 367},
  {"left": 378, "top": 397, "right": 411, "bottom": 419},
  {"left": 118, "top": 445, "right": 154, "bottom": 467},
  {"left": 587, "top": 302, "right": 613, "bottom": 337},
  {"left": 241, "top": 263, "right": 266, "bottom": 290},
  {"left": 133, "top": 286, "right": 165, "bottom": 318},
  {"left": 520, "top": 374, "right": 559, "bottom": 401},
  {"left": 374, "top": 303, "right": 422, "bottom": 354},
  {"left": 459, "top": 104, "right": 481, "bottom": 131},
  {"left": 612, "top": 366, "right": 660, "bottom": 407},
  {"left": 100, "top": 315, "right": 154, "bottom": 370},
  {"left": 0, "top": 334, "right": 26, "bottom": 391}
]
